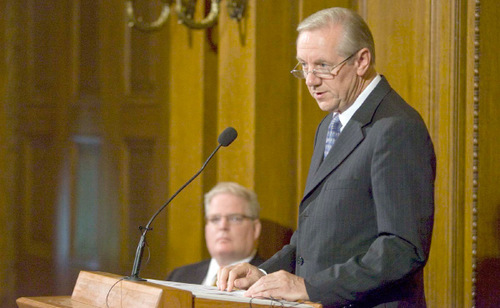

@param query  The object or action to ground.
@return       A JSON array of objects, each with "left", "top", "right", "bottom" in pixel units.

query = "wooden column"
[
  {"left": 363, "top": 0, "right": 465, "bottom": 306},
  {"left": 164, "top": 0, "right": 218, "bottom": 273},
  {"left": 217, "top": 0, "right": 299, "bottom": 231},
  {"left": 474, "top": 1, "right": 500, "bottom": 307},
  {"left": 0, "top": 0, "right": 17, "bottom": 304}
]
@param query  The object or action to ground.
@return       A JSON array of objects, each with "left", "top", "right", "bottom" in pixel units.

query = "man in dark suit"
[
  {"left": 167, "top": 182, "right": 265, "bottom": 286},
  {"left": 218, "top": 7, "right": 435, "bottom": 307}
]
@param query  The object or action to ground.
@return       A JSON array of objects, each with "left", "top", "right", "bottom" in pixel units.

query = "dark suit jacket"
[
  {"left": 166, "top": 255, "right": 266, "bottom": 284},
  {"left": 260, "top": 77, "right": 436, "bottom": 308}
]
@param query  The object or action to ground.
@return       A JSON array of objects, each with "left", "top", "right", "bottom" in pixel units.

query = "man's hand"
[
  {"left": 244, "top": 270, "right": 309, "bottom": 302},
  {"left": 217, "top": 262, "right": 264, "bottom": 292},
  {"left": 218, "top": 264, "right": 310, "bottom": 303}
]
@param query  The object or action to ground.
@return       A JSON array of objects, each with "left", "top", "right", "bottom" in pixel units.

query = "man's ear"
[
  {"left": 355, "top": 48, "right": 372, "bottom": 76},
  {"left": 253, "top": 219, "right": 262, "bottom": 240}
]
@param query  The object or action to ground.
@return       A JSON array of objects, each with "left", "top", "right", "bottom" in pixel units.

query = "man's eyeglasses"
[
  {"left": 290, "top": 51, "right": 357, "bottom": 80},
  {"left": 205, "top": 214, "right": 256, "bottom": 225}
]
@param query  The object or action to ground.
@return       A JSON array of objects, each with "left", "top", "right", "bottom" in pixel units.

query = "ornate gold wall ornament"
[
  {"left": 126, "top": 0, "right": 247, "bottom": 32},
  {"left": 126, "top": 0, "right": 172, "bottom": 32}
]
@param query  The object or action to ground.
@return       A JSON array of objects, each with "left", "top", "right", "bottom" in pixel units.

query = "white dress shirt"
[
  {"left": 202, "top": 251, "right": 257, "bottom": 286},
  {"left": 338, "top": 74, "right": 381, "bottom": 130}
]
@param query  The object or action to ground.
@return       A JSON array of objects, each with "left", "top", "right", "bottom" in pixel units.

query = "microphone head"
[{"left": 218, "top": 127, "right": 238, "bottom": 147}]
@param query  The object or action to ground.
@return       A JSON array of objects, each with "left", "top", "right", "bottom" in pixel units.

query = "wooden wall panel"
[
  {"left": 476, "top": 0, "right": 500, "bottom": 261},
  {"left": 2, "top": 0, "right": 499, "bottom": 307},
  {"left": 217, "top": 2, "right": 256, "bottom": 187},
  {"left": 363, "top": 1, "right": 432, "bottom": 121},
  {"left": 252, "top": 1, "right": 297, "bottom": 229},
  {"left": 475, "top": 1, "right": 500, "bottom": 307},
  {"left": 98, "top": 0, "right": 126, "bottom": 278},
  {"left": 22, "top": 136, "right": 56, "bottom": 257},
  {"left": 70, "top": 141, "right": 101, "bottom": 263},
  {"left": 121, "top": 5, "right": 171, "bottom": 278},
  {"left": 66, "top": 0, "right": 101, "bottom": 272},
  {"left": 101, "top": 0, "right": 173, "bottom": 280},
  {"left": 164, "top": 0, "right": 215, "bottom": 275},
  {"left": 124, "top": 139, "right": 155, "bottom": 258},
  {"left": 7, "top": 0, "right": 74, "bottom": 300},
  {"left": 128, "top": 2, "right": 159, "bottom": 96},
  {"left": 78, "top": 0, "right": 100, "bottom": 97},
  {"left": 217, "top": 1, "right": 299, "bottom": 253},
  {"left": 361, "top": 1, "right": 469, "bottom": 306},
  {"left": 0, "top": 0, "right": 15, "bottom": 304},
  {"left": 464, "top": 1, "right": 478, "bottom": 306}
]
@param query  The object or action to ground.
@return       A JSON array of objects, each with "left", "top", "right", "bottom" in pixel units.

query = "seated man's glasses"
[{"left": 206, "top": 214, "right": 255, "bottom": 225}]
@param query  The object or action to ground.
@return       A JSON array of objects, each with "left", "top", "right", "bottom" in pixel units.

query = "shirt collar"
[
  {"left": 203, "top": 250, "right": 257, "bottom": 286},
  {"left": 337, "top": 74, "right": 381, "bottom": 131}
]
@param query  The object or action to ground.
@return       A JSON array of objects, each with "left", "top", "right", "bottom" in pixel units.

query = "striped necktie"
[{"left": 324, "top": 113, "right": 342, "bottom": 158}]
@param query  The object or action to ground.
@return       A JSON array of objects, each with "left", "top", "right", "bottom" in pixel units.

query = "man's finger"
[{"left": 217, "top": 266, "right": 231, "bottom": 291}]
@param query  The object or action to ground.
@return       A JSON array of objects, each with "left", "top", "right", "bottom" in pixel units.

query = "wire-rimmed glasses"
[
  {"left": 205, "top": 214, "right": 255, "bottom": 225},
  {"left": 290, "top": 51, "right": 357, "bottom": 79}
]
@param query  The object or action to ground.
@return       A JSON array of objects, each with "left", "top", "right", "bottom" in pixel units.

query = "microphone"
[
  {"left": 218, "top": 126, "right": 237, "bottom": 146},
  {"left": 126, "top": 127, "right": 238, "bottom": 281}
]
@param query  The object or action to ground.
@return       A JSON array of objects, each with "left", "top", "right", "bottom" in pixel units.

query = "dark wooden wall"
[{"left": 1, "top": 0, "right": 498, "bottom": 307}]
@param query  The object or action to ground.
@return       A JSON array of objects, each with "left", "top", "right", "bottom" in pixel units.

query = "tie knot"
[
  {"left": 324, "top": 114, "right": 342, "bottom": 158},
  {"left": 330, "top": 114, "right": 341, "bottom": 132}
]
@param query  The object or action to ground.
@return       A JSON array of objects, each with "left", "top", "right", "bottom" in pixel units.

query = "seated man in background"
[{"left": 167, "top": 182, "right": 264, "bottom": 286}]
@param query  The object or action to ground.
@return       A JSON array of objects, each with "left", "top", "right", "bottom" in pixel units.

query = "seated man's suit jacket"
[{"left": 166, "top": 255, "right": 266, "bottom": 284}]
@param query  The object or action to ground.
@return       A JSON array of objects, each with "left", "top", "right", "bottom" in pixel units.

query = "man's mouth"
[{"left": 314, "top": 91, "right": 326, "bottom": 99}]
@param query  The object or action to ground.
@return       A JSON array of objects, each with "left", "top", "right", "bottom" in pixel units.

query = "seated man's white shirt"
[{"left": 203, "top": 250, "right": 256, "bottom": 286}]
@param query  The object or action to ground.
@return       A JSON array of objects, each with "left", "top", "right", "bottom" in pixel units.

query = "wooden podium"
[
  {"left": 16, "top": 271, "right": 322, "bottom": 308},
  {"left": 16, "top": 271, "right": 193, "bottom": 308}
]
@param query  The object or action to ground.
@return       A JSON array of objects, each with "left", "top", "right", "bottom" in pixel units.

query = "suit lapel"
[
  {"left": 195, "top": 260, "right": 211, "bottom": 284},
  {"left": 307, "top": 114, "right": 331, "bottom": 178},
  {"left": 302, "top": 76, "right": 392, "bottom": 203}
]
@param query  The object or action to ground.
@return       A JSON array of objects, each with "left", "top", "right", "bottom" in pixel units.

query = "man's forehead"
[
  {"left": 296, "top": 27, "right": 341, "bottom": 58},
  {"left": 297, "top": 31, "right": 329, "bottom": 47},
  {"left": 297, "top": 24, "right": 341, "bottom": 42},
  {"left": 208, "top": 194, "right": 247, "bottom": 210}
]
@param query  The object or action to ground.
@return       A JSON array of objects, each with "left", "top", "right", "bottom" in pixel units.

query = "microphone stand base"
[{"left": 124, "top": 275, "right": 147, "bottom": 282}]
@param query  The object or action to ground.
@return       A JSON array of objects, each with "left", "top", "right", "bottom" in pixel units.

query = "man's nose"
[
  {"left": 305, "top": 71, "right": 321, "bottom": 87},
  {"left": 217, "top": 217, "right": 231, "bottom": 228}
]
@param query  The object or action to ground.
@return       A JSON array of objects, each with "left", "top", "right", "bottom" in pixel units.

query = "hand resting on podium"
[{"left": 217, "top": 262, "right": 310, "bottom": 303}]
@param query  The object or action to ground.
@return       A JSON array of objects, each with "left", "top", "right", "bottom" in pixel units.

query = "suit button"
[{"left": 297, "top": 256, "right": 304, "bottom": 266}]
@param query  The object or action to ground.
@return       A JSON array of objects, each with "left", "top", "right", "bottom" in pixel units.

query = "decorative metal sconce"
[
  {"left": 126, "top": 0, "right": 247, "bottom": 32},
  {"left": 126, "top": 0, "right": 172, "bottom": 32},
  {"left": 176, "top": 0, "right": 219, "bottom": 30}
]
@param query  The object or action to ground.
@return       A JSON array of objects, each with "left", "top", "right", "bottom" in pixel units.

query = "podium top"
[
  {"left": 147, "top": 278, "right": 320, "bottom": 308},
  {"left": 17, "top": 271, "right": 322, "bottom": 308}
]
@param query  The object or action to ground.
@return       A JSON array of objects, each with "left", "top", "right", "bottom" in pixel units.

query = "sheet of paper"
[{"left": 147, "top": 279, "right": 314, "bottom": 307}]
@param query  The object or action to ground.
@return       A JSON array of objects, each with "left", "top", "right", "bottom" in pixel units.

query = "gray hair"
[
  {"left": 297, "top": 7, "right": 375, "bottom": 64},
  {"left": 204, "top": 182, "right": 260, "bottom": 218}
]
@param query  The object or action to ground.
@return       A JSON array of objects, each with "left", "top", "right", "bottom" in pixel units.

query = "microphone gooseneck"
[{"left": 126, "top": 127, "right": 237, "bottom": 281}]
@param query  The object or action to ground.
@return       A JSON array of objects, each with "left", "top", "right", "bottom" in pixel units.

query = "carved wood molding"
[{"left": 471, "top": 1, "right": 480, "bottom": 307}]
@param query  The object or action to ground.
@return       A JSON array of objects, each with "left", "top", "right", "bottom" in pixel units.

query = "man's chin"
[
  {"left": 214, "top": 251, "right": 239, "bottom": 264},
  {"left": 317, "top": 101, "right": 335, "bottom": 113},
  {"left": 214, "top": 245, "right": 233, "bottom": 256},
  {"left": 215, "top": 239, "right": 232, "bottom": 245}
]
